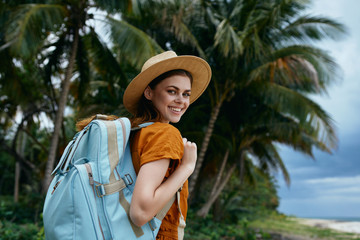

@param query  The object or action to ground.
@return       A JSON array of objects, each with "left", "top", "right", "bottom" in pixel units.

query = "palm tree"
[
  {"left": 183, "top": 0, "right": 346, "bottom": 198},
  {"left": 1, "top": 0, "right": 163, "bottom": 193},
  {"left": 1, "top": 2, "right": 53, "bottom": 196},
  {"left": 196, "top": 71, "right": 339, "bottom": 217},
  {"left": 112, "top": 0, "right": 345, "bottom": 201}
]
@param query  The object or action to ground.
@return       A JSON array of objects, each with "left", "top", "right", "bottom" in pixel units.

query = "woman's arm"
[{"left": 129, "top": 138, "right": 196, "bottom": 227}]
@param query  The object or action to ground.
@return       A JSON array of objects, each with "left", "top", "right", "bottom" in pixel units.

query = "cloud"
[
  {"left": 305, "top": 175, "right": 360, "bottom": 198},
  {"left": 278, "top": 175, "right": 360, "bottom": 217},
  {"left": 279, "top": 134, "right": 360, "bottom": 180},
  {"left": 278, "top": 168, "right": 360, "bottom": 217},
  {"left": 305, "top": 175, "right": 360, "bottom": 186}
]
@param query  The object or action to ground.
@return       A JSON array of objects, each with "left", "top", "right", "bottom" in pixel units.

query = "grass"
[{"left": 249, "top": 214, "right": 360, "bottom": 240}]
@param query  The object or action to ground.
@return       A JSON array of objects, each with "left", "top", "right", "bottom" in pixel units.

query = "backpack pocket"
[
  {"left": 75, "top": 164, "right": 105, "bottom": 239},
  {"left": 44, "top": 164, "right": 103, "bottom": 240}
]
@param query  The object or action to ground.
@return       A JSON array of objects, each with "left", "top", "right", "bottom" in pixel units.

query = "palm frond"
[
  {"left": 94, "top": 0, "right": 132, "bottom": 14},
  {"left": 169, "top": 16, "right": 207, "bottom": 59},
  {"left": 107, "top": 16, "right": 163, "bottom": 69},
  {"left": 241, "top": 113, "right": 331, "bottom": 155},
  {"left": 74, "top": 36, "right": 90, "bottom": 102},
  {"left": 281, "top": 15, "right": 348, "bottom": 43},
  {"left": 5, "top": 4, "right": 66, "bottom": 58},
  {"left": 202, "top": 0, "right": 221, "bottom": 27},
  {"left": 256, "top": 82, "right": 337, "bottom": 150},
  {"left": 250, "top": 141, "right": 290, "bottom": 185},
  {"left": 249, "top": 45, "right": 340, "bottom": 94},
  {"left": 43, "top": 33, "right": 67, "bottom": 86},
  {"left": 214, "top": 19, "right": 244, "bottom": 58},
  {"left": 83, "top": 28, "right": 127, "bottom": 87}
]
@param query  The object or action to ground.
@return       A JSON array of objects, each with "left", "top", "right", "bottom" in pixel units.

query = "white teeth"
[{"left": 170, "top": 107, "right": 181, "bottom": 112}]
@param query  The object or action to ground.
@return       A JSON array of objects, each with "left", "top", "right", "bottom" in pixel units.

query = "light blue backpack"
[{"left": 43, "top": 115, "right": 175, "bottom": 240}]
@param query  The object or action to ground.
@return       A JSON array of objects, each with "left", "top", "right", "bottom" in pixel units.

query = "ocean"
[{"left": 303, "top": 216, "right": 360, "bottom": 222}]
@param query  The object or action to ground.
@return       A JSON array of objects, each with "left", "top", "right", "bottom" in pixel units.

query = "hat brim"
[{"left": 123, "top": 55, "right": 211, "bottom": 115}]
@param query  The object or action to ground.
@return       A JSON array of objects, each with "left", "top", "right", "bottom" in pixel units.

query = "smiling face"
[{"left": 144, "top": 74, "right": 191, "bottom": 123}]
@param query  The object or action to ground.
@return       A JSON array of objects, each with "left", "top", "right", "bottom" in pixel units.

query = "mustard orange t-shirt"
[{"left": 130, "top": 122, "right": 189, "bottom": 240}]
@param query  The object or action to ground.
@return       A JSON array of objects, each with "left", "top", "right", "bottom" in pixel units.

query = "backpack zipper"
[
  {"left": 85, "top": 163, "right": 106, "bottom": 240},
  {"left": 51, "top": 180, "right": 62, "bottom": 195}
]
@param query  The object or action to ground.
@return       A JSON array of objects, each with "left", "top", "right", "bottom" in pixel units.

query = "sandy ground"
[{"left": 297, "top": 218, "right": 360, "bottom": 234}]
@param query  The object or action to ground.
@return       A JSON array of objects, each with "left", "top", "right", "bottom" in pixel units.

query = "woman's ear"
[{"left": 144, "top": 86, "right": 152, "bottom": 100}]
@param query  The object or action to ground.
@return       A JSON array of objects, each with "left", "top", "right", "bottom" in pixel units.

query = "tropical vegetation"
[{"left": 0, "top": 0, "right": 347, "bottom": 239}]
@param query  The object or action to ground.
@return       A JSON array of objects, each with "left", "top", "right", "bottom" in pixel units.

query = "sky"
[{"left": 276, "top": 0, "right": 360, "bottom": 219}]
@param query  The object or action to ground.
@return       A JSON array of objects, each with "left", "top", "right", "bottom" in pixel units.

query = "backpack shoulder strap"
[
  {"left": 92, "top": 117, "right": 131, "bottom": 197},
  {"left": 155, "top": 195, "right": 175, "bottom": 221},
  {"left": 131, "top": 122, "right": 154, "bottom": 131}
]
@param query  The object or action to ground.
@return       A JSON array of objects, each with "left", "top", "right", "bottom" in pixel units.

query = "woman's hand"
[{"left": 182, "top": 138, "right": 197, "bottom": 174}]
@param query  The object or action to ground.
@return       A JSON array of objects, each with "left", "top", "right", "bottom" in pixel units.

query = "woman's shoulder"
[
  {"left": 136, "top": 122, "right": 184, "bottom": 158},
  {"left": 136, "top": 122, "right": 183, "bottom": 147},
  {"left": 142, "top": 122, "right": 181, "bottom": 135}
]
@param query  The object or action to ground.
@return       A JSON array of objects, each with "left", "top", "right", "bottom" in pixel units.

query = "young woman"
[
  {"left": 76, "top": 51, "right": 211, "bottom": 239},
  {"left": 123, "top": 51, "right": 211, "bottom": 240}
]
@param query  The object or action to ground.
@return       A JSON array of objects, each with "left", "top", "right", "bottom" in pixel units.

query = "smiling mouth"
[{"left": 169, "top": 107, "right": 182, "bottom": 113}]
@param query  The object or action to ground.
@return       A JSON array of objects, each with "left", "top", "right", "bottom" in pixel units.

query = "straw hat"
[{"left": 123, "top": 51, "right": 212, "bottom": 115}]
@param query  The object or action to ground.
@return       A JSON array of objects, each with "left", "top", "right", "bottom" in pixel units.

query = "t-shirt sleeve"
[{"left": 138, "top": 123, "right": 184, "bottom": 166}]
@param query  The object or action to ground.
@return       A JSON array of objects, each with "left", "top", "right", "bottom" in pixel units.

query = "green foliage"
[
  {"left": 185, "top": 210, "right": 265, "bottom": 240},
  {"left": 219, "top": 171, "right": 280, "bottom": 221},
  {"left": 108, "top": 16, "right": 163, "bottom": 69},
  {"left": 236, "top": 174, "right": 278, "bottom": 210},
  {"left": 0, "top": 151, "right": 15, "bottom": 195},
  {"left": 0, "top": 195, "right": 44, "bottom": 224},
  {"left": 0, "top": 195, "right": 44, "bottom": 240},
  {"left": 5, "top": 3, "right": 66, "bottom": 58},
  {"left": 0, "top": 220, "right": 43, "bottom": 240},
  {"left": 192, "top": 164, "right": 280, "bottom": 225}
]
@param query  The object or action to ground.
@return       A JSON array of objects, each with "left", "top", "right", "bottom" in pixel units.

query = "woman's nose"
[{"left": 175, "top": 94, "right": 185, "bottom": 103}]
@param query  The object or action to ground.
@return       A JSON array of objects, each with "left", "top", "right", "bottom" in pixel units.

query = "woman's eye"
[
  {"left": 183, "top": 93, "right": 191, "bottom": 97},
  {"left": 167, "top": 90, "right": 176, "bottom": 94}
]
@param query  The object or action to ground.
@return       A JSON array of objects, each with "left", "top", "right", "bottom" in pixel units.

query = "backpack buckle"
[
  {"left": 124, "top": 174, "right": 133, "bottom": 185},
  {"left": 149, "top": 219, "right": 157, "bottom": 231},
  {"left": 95, "top": 184, "right": 105, "bottom": 198}
]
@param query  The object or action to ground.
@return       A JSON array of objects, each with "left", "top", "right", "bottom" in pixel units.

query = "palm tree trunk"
[
  {"left": 189, "top": 101, "right": 222, "bottom": 198},
  {"left": 14, "top": 130, "right": 27, "bottom": 202},
  {"left": 196, "top": 149, "right": 229, "bottom": 217},
  {"left": 197, "top": 162, "right": 236, "bottom": 218},
  {"left": 14, "top": 162, "right": 20, "bottom": 203},
  {"left": 209, "top": 149, "right": 229, "bottom": 197},
  {"left": 42, "top": 29, "right": 79, "bottom": 194},
  {"left": 239, "top": 150, "right": 245, "bottom": 185}
]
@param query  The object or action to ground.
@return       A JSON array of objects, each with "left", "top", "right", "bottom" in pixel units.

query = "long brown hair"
[
  {"left": 75, "top": 69, "right": 192, "bottom": 130},
  {"left": 76, "top": 115, "right": 118, "bottom": 131}
]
